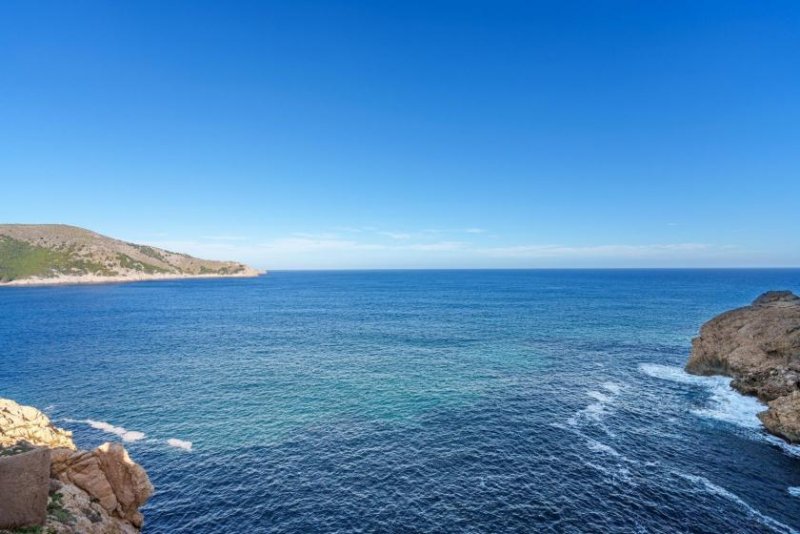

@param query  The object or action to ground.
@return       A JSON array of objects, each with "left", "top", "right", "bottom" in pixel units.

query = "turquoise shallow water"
[{"left": 2, "top": 269, "right": 800, "bottom": 532}]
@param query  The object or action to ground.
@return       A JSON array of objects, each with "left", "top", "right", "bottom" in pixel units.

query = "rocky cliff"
[
  {"left": 0, "top": 224, "right": 261, "bottom": 285},
  {"left": 0, "top": 399, "right": 153, "bottom": 533},
  {"left": 686, "top": 291, "right": 800, "bottom": 442}
]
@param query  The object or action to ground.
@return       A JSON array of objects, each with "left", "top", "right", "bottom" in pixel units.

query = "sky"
[{"left": 1, "top": 1, "right": 799, "bottom": 269}]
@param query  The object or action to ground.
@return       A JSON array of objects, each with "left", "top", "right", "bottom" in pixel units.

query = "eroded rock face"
[
  {"left": 758, "top": 391, "right": 800, "bottom": 443},
  {"left": 686, "top": 291, "right": 800, "bottom": 442},
  {"left": 0, "top": 398, "right": 76, "bottom": 449},
  {"left": 0, "top": 398, "right": 153, "bottom": 532},
  {"left": 51, "top": 443, "right": 154, "bottom": 528},
  {"left": 47, "top": 481, "right": 140, "bottom": 534}
]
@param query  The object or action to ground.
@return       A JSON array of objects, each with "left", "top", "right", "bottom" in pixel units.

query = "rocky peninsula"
[
  {"left": 686, "top": 291, "right": 800, "bottom": 443},
  {"left": 0, "top": 224, "right": 261, "bottom": 286},
  {"left": 0, "top": 398, "right": 152, "bottom": 533}
]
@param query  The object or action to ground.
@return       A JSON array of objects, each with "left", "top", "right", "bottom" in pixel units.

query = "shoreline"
[
  {"left": 685, "top": 291, "right": 800, "bottom": 444},
  {"left": 1, "top": 271, "right": 264, "bottom": 288}
]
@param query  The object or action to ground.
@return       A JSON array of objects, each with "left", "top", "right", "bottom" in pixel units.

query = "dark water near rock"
[{"left": 2, "top": 270, "right": 800, "bottom": 533}]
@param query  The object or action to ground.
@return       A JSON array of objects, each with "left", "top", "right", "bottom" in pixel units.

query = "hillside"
[{"left": 0, "top": 224, "right": 260, "bottom": 285}]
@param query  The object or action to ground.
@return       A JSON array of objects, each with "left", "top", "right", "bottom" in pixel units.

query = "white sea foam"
[
  {"left": 691, "top": 393, "right": 763, "bottom": 429},
  {"left": 641, "top": 364, "right": 800, "bottom": 460},
  {"left": 789, "top": 487, "right": 800, "bottom": 498},
  {"left": 675, "top": 471, "right": 797, "bottom": 533},
  {"left": 639, "top": 364, "right": 763, "bottom": 429},
  {"left": 584, "top": 461, "right": 634, "bottom": 484},
  {"left": 167, "top": 438, "right": 193, "bottom": 451},
  {"left": 63, "top": 418, "right": 146, "bottom": 442},
  {"left": 568, "top": 381, "right": 624, "bottom": 428},
  {"left": 63, "top": 417, "right": 197, "bottom": 451},
  {"left": 639, "top": 363, "right": 705, "bottom": 385},
  {"left": 568, "top": 401, "right": 606, "bottom": 426},
  {"left": 586, "top": 438, "right": 620, "bottom": 457},
  {"left": 85, "top": 420, "right": 147, "bottom": 442},
  {"left": 587, "top": 390, "right": 612, "bottom": 403}
]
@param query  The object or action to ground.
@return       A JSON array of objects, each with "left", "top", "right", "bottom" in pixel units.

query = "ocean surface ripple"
[{"left": 1, "top": 269, "right": 799, "bottom": 532}]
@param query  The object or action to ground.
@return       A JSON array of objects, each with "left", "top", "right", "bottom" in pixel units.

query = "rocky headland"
[
  {"left": 0, "top": 398, "right": 153, "bottom": 533},
  {"left": 0, "top": 224, "right": 261, "bottom": 286},
  {"left": 686, "top": 291, "right": 800, "bottom": 443}
]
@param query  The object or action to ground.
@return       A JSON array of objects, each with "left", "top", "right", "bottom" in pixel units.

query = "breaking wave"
[
  {"left": 638, "top": 364, "right": 763, "bottom": 429},
  {"left": 64, "top": 418, "right": 147, "bottom": 442}
]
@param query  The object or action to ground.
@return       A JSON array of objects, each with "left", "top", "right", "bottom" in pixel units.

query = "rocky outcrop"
[
  {"left": 0, "top": 399, "right": 153, "bottom": 532},
  {"left": 46, "top": 479, "right": 142, "bottom": 534},
  {"left": 758, "top": 391, "right": 800, "bottom": 443},
  {"left": 51, "top": 443, "right": 154, "bottom": 529},
  {"left": 0, "top": 398, "right": 76, "bottom": 450},
  {"left": 686, "top": 291, "right": 800, "bottom": 442}
]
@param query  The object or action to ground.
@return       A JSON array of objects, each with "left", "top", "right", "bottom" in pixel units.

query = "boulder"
[{"left": 0, "top": 447, "right": 51, "bottom": 529}]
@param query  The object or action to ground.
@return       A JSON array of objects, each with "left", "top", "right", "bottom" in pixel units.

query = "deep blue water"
[{"left": 2, "top": 270, "right": 800, "bottom": 533}]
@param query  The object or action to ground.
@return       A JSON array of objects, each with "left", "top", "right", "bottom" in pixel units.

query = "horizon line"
[{"left": 260, "top": 266, "right": 800, "bottom": 272}]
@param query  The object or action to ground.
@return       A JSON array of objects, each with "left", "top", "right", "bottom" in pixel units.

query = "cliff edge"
[
  {"left": 686, "top": 291, "right": 800, "bottom": 442},
  {"left": 0, "top": 398, "right": 153, "bottom": 533}
]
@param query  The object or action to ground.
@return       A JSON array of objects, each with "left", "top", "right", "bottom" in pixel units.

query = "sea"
[{"left": 1, "top": 269, "right": 799, "bottom": 533}]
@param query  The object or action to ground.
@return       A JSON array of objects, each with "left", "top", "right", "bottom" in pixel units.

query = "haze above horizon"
[{"left": 2, "top": 1, "right": 799, "bottom": 269}]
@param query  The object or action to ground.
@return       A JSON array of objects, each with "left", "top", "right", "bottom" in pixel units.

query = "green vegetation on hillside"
[
  {"left": 0, "top": 236, "right": 113, "bottom": 282},
  {"left": 0, "top": 225, "right": 256, "bottom": 283},
  {"left": 130, "top": 244, "right": 166, "bottom": 262},
  {"left": 116, "top": 253, "right": 171, "bottom": 274},
  {"left": 200, "top": 264, "right": 245, "bottom": 275}
]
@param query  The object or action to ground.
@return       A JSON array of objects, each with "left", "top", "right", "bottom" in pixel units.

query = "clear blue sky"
[{"left": 2, "top": 1, "right": 799, "bottom": 269}]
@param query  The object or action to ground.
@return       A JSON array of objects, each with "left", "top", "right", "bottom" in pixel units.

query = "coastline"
[
  {"left": 1, "top": 270, "right": 264, "bottom": 288},
  {"left": 0, "top": 398, "right": 153, "bottom": 532},
  {"left": 685, "top": 291, "right": 800, "bottom": 444}
]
